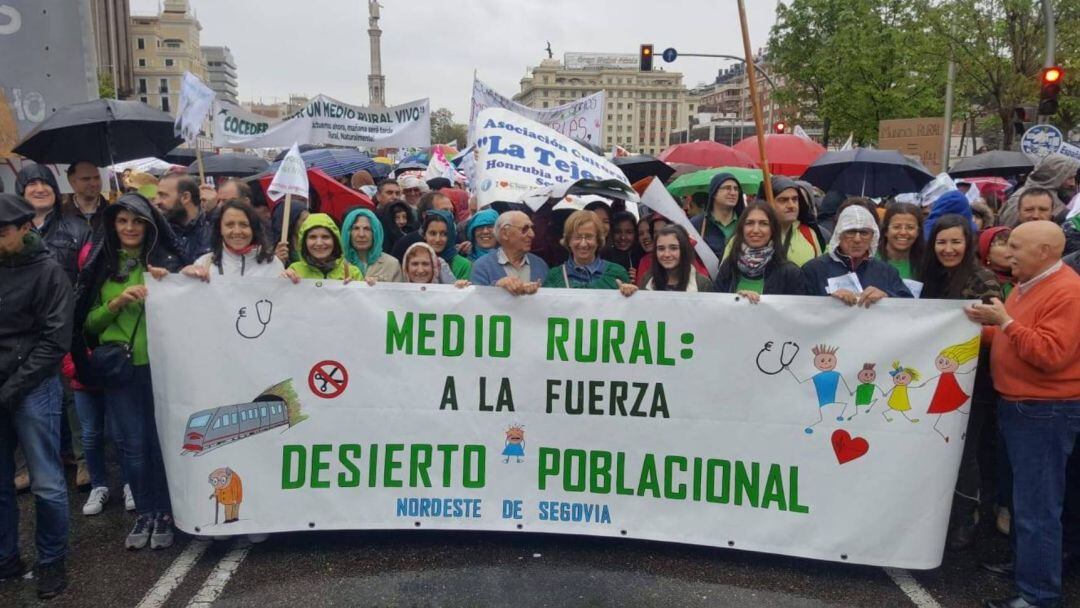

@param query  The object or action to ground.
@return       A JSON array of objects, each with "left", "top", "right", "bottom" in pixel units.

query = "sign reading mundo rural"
[{"left": 148, "top": 278, "right": 976, "bottom": 570}]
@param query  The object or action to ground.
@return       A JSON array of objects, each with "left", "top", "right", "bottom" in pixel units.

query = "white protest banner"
[
  {"left": 148, "top": 278, "right": 977, "bottom": 570},
  {"left": 468, "top": 78, "right": 604, "bottom": 146},
  {"left": 175, "top": 72, "right": 215, "bottom": 142},
  {"left": 213, "top": 96, "right": 430, "bottom": 149},
  {"left": 473, "top": 108, "right": 628, "bottom": 207},
  {"left": 266, "top": 143, "right": 308, "bottom": 201},
  {"left": 640, "top": 178, "right": 720, "bottom": 279}
]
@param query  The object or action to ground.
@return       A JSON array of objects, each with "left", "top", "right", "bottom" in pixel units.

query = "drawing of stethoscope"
[
  {"left": 755, "top": 340, "right": 800, "bottom": 375},
  {"left": 235, "top": 299, "right": 273, "bottom": 339}
]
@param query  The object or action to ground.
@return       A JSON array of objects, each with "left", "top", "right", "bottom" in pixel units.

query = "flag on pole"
[
  {"left": 423, "top": 146, "right": 457, "bottom": 184},
  {"left": 174, "top": 71, "right": 216, "bottom": 143},
  {"left": 839, "top": 133, "right": 854, "bottom": 151},
  {"left": 267, "top": 143, "right": 309, "bottom": 202},
  {"left": 793, "top": 125, "right": 812, "bottom": 141}
]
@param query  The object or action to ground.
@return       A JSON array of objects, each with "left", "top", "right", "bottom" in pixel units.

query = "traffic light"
[
  {"left": 1039, "top": 66, "right": 1063, "bottom": 115},
  {"left": 773, "top": 121, "right": 787, "bottom": 134},
  {"left": 639, "top": 44, "right": 654, "bottom": 72}
]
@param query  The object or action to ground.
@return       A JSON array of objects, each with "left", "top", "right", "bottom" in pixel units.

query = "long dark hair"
[
  {"left": 921, "top": 214, "right": 978, "bottom": 299},
  {"left": 879, "top": 202, "right": 925, "bottom": 273},
  {"left": 650, "top": 225, "right": 694, "bottom": 291},
  {"left": 716, "top": 202, "right": 787, "bottom": 285},
  {"left": 210, "top": 199, "right": 275, "bottom": 272}
]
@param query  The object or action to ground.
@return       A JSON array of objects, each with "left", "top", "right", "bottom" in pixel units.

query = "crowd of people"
[{"left": 1, "top": 149, "right": 1079, "bottom": 606}]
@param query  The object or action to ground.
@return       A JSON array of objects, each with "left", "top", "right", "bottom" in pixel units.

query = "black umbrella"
[
  {"left": 393, "top": 160, "right": 427, "bottom": 173},
  {"left": 948, "top": 150, "right": 1034, "bottom": 178},
  {"left": 162, "top": 146, "right": 198, "bottom": 165},
  {"left": 13, "top": 99, "right": 183, "bottom": 166},
  {"left": 800, "top": 149, "right": 934, "bottom": 197},
  {"left": 189, "top": 152, "right": 269, "bottom": 178},
  {"left": 573, "top": 138, "right": 606, "bottom": 156},
  {"left": 612, "top": 154, "right": 675, "bottom": 183}
]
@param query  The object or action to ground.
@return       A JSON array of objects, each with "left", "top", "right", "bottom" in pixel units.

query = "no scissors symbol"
[{"left": 308, "top": 360, "right": 349, "bottom": 399}]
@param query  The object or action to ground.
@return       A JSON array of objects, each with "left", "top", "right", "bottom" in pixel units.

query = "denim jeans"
[
  {"left": 999, "top": 399, "right": 1080, "bottom": 605},
  {"left": 0, "top": 376, "right": 69, "bottom": 565},
  {"left": 104, "top": 366, "right": 171, "bottom": 517},
  {"left": 74, "top": 389, "right": 127, "bottom": 490}
]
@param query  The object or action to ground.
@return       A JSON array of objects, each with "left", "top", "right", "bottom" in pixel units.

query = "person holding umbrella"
[
  {"left": 63, "top": 162, "right": 109, "bottom": 234},
  {"left": 543, "top": 210, "right": 631, "bottom": 291},
  {"left": 16, "top": 164, "right": 91, "bottom": 291},
  {"left": 802, "top": 205, "right": 913, "bottom": 305},
  {"left": 690, "top": 173, "right": 745, "bottom": 258}
]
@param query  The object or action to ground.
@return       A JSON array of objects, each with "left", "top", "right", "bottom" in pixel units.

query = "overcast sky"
[{"left": 131, "top": 0, "right": 780, "bottom": 120}]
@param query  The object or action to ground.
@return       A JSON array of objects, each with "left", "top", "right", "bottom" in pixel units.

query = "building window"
[
  {"left": 164, "top": 39, "right": 182, "bottom": 49},
  {"left": 165, "top": 59, "right": 174, "bottom": 67},
  {"left": 138, "top": 78, "right": 147, "bottom": 94},
  {"left": 139, "top": 96, "right": 148, "bottom": 104},
  {"left": 138, "top": 58, "right": 146, "bottom": 67},
  {"left": 137, "top": 38, "right": 145, "bottom": 50},
  {"left": 159, "top": 78, "right": 169, "bottom": 94},
  {"left": 542, "top": 102, "right": 549, "bottom": 108},
  {"left": 161, "top": 97, "right": 170, "bottom": 113}
]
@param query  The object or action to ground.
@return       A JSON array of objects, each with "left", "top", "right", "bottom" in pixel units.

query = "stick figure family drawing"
[{"left": 761, "top": 335, "right": 981, "bottom": 440}]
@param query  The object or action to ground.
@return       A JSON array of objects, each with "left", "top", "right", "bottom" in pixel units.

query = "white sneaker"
[
  {"left": 82, "top": 487, "right": 109, "bottom": 516},
  {"left": 123, "top": 484, "right": 135, "bottom": 512}
]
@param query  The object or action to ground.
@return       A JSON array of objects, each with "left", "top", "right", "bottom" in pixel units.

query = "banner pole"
[
  {"left": 195, "top": 139, "right": 206, "bottom": 184},
  {"left": 737, "top": 0, "right": 774, "bottom": 206},
  {"left": 279, "top": 193, "right": 293, "bottom": 245}
]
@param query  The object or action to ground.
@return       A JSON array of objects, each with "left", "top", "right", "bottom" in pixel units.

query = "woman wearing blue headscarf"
[
  {"left": 465, "top": 208, "right": 499, "bottom": 262},
  {"left": 342, "top": 207, "right": 403, "bottom": 282},
  {"left": 423, "top": 209, "right": 472, "bottom": 280}
]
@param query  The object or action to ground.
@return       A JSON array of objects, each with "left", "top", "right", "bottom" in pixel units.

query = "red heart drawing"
[{"left": 831, "top": 430, "right": 869, "bottom": 465}]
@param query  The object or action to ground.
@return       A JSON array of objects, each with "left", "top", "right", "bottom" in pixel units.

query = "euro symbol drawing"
[
  {"left": 235, "top": 299, "right": 273, "bottom": 339},
  {"left": 756, "top": 340, "right": 800, "bottom": 375}
]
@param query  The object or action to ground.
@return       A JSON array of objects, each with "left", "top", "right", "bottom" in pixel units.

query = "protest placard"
[
  {"left": 149, "top": 279, "right": 975, "bottom": 570},
  {"left": 468, "top": 78, "right": 604, "bottom": 146}
]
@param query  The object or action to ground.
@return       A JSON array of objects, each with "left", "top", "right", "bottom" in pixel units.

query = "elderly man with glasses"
[{"left": 469, "top": 210, "right": 548, "bottom": 294}]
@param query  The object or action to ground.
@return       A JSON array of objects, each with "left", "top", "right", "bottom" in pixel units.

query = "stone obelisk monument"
[{"left": 367, "top": 1, "right": 386, "bottom": 108}]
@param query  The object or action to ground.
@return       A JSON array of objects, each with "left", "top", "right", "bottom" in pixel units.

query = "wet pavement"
[{"left": 2, "top": 470, "right": 1079, "bottom": 607}]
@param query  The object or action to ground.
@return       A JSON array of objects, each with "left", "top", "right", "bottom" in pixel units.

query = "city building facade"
[
  {"left": 201, "top": 46, "right": 239, "bottom": 105},
  {"left": 243, "top": 95, "right": 311, "bottom": 120},
  {"left": 90, "top": 0, "right": 135, "bottom": 98},
  {"left": 129, "top": 0, "right": 207, "bottom": 114},
  {"left": 515, "top": 54, "right": 696, "bottom": 156}
]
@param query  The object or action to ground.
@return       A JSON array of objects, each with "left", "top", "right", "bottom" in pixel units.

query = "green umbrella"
[{"left": 666, "top": 167, "right": 764, "bottom": 198}]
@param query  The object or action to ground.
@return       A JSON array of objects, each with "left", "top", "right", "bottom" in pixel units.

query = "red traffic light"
[
  {"left": 1039, "top": 66, "right": 1064, "bottom": 115},
  {"left": 773, "top": 121, "right": 787, "bottom": 134},
  {"left": 1042, "top": 66, "right": 1063, "bottom": 84}
]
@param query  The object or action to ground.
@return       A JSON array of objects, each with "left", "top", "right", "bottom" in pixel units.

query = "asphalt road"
[{"left": 2, "top": 470, "right": 1078, "bottom": 608}]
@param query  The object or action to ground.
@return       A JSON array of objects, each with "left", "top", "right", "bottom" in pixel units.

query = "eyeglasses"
[
  {"left": 508, "top": 224, "right": 534, "bottom": 235},
  {"left": 571, "top": 234, "right": 598, "bottom": 243},
  {"left": 718, "top": 185, "right": 740, "bottom": 192},
  {"left": 841, "top": 229, "right": 874, "bottom": 239}
]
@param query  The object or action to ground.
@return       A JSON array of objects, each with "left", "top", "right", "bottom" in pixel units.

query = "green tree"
[
  {"left": 98, "top": 71, "right": 116, "bottom": 100},
  {"left": 768, "top": 0, "right": 944, "bottom": 146},
  {"left": 431, "top": 107, "right": 467, "bottom": 144}
]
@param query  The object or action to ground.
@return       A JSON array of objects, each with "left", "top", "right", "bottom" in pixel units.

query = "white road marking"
[
  {"left": 135, "top": 539, "right": 212, "bottom": 608},
  {"left": 186, "top": 540, "right": 252, "bottom": 607},
  {"left": 884, "top": 567, "right": 944, "bottom": 608}
]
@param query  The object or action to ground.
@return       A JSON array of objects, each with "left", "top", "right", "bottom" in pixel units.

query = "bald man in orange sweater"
[{"left": 966, "top": 221, "right": 1080, "bottom": 608}]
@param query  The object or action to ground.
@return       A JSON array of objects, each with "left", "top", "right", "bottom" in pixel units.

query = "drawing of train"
[{"left": 182, "top": 395, "right": 289, "bottom": 455}]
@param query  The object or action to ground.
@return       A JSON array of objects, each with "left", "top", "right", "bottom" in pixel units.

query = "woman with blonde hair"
[{"left": 542, "top": 210, "right": 630, "bottom": 290}]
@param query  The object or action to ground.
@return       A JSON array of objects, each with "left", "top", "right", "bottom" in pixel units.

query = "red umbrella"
[
  {"left": 259, "top": 168, "right": 374, "bottom": 226},
  {"left": 959, "top": 176, "right": 1014, "bottom": 200},
  {"left": 733, "top": 134, "right": 826, "bottom": 177},
  {"left": 657, "top": 141, "right": 758, "bottom": 169}
]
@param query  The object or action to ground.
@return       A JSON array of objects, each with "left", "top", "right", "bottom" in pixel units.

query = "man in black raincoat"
[{"left": 0, "top": 194, "right": 73, "bottom": 599}]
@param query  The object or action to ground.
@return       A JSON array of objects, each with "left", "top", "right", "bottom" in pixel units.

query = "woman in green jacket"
[
  {"left": 422, "top": 209, "right": 471, "bottom": 280},
  {"left": 73, "top": 193, "right": 186, "bottom": 551},
  {"left": 543, "top": 209, "right": 630, "bottom": 290},
  {"left": 282, "top": 213, "right": 360, "bottom": 283}
]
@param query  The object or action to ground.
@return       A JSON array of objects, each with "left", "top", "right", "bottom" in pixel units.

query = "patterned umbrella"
[{"left": 267, "top": 148, "right": 380, "bottom": 180}]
